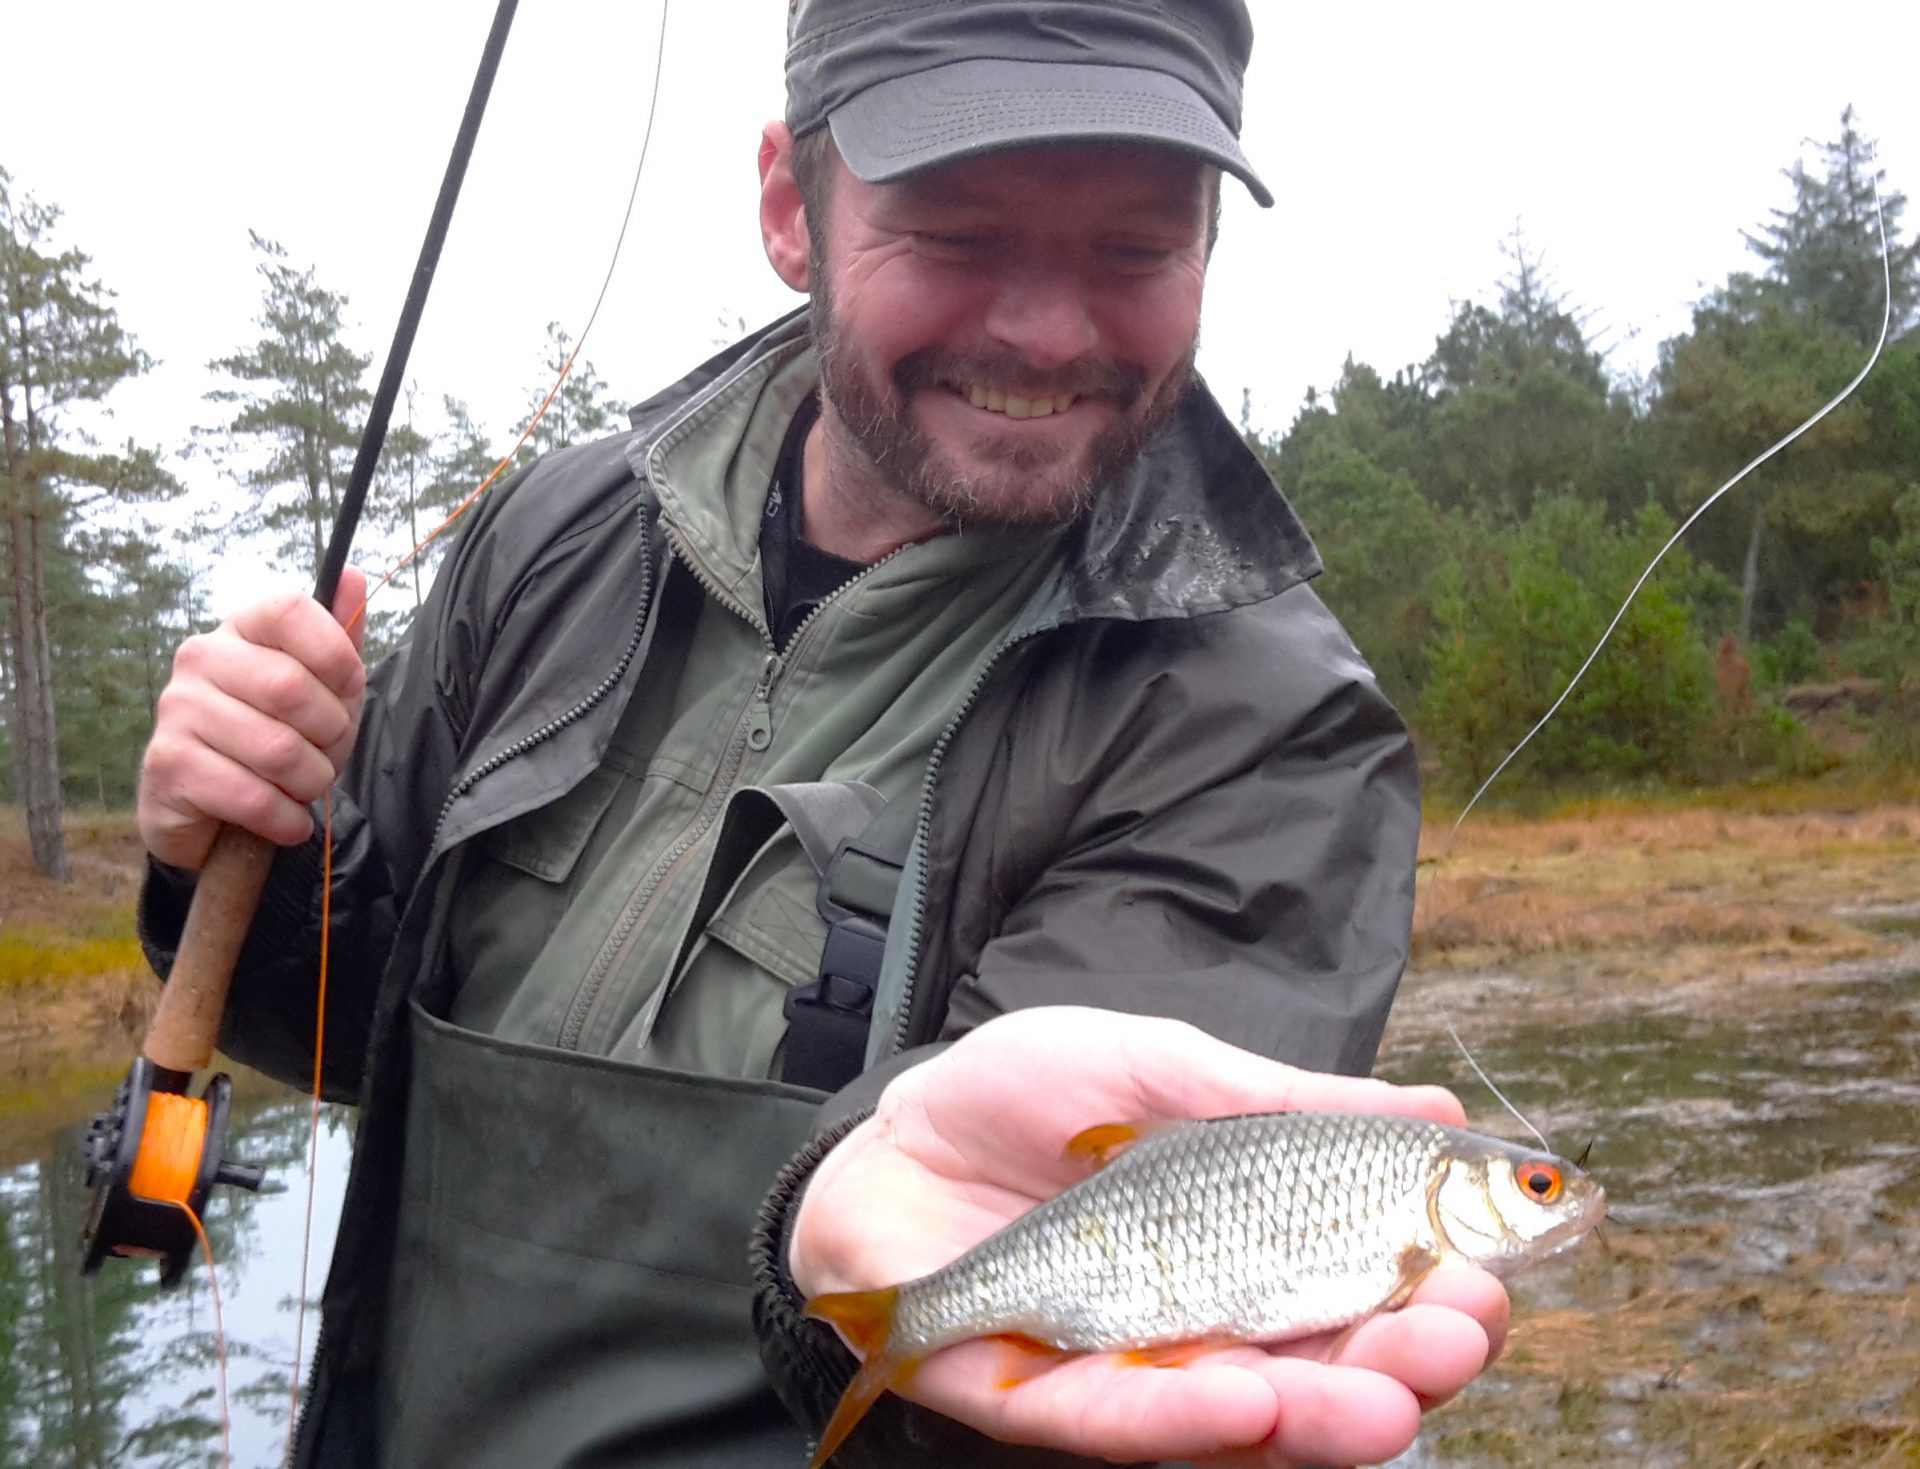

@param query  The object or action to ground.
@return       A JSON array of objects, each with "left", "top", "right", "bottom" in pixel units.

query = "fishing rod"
[{"left": 79, "top": 0, "right": 523, "bottom": 1288}]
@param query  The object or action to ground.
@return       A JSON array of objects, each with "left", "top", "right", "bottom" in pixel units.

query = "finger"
[
  {"left": 191, "top": 686, "right": 344, "bottom": 800},
  {"left": 1322, "top": 1301, "right": 1495, "bottom": 1409},
  {"left": 224, "top": 588, "right": 366, "bottom": 701},
  {"left": 139, "top": 737, "right": 317, "bottom": 858},
  {"left": 1407, "top": 1265, "right": 1510, "bottom": 1368},
  {"left": 173, "top": 632, "right": 359, "bottom": 756},
  {"left": 1211, "top": 1354, "right": 1423, "bottom": 1468},
  {"left": 1100, "top": 1012, "right": 1469, "bottom": 1128},
  {"left": 910, "top": 1341, "right": 1283, "bottom": 1463},
  {"left": 330, "top": 565, "right": 371, "bottom": 656}
]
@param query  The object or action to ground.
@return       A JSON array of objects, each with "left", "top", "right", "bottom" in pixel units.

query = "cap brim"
[{"left": 828, "top": 57, "right": 1274, "bottom": 209}]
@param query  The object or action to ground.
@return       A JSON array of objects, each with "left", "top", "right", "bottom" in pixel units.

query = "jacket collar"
[{"left": 624, "top": 309, "right": 1321, "bottom": 625}]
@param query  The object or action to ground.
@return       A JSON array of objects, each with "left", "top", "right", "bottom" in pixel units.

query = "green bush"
[
  {"left": 1418, "top": 497, "right": 1721, "bottom": 788},
  {"left": 1751, "top": 617, "right": 1822, "bottom": 689}
]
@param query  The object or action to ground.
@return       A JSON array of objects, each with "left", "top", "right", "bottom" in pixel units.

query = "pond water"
[
  {"left": 0, "top": 1070, "right": 350, "bottom": 1469},
  {"left": 4, "top": 953, "right": 1916, "bottom": 1467},
  {"left": 1376, "top": 951, "right": 1920, "bottom": 1465}
]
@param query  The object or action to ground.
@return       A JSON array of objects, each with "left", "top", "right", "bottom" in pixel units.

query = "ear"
[{"left": 759, "top": 121, "right": 812, "bottom": 293}]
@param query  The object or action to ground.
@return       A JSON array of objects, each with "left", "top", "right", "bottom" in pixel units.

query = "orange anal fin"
[
  {"left": 805, "top": 1286, "right": 912, "bottom": 1468},
  {"left": 1119, "top": 1341, "right": 1228, "bottom": 1370},
  {"left": 990, "top": 1333, "right": 1070, "bottom": 1390},
  {"left": 1064, "top": 1118, "right": 1177, "bottom": 1171}
]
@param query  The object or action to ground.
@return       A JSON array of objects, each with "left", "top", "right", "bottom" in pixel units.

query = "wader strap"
[{"left": 757, "top": 783, "right": 916, "bottom": 1091}]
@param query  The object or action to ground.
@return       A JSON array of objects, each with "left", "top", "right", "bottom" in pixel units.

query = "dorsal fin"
[{"left": 1063, "top": 1118, "right": 1177, "bottom": 1171}]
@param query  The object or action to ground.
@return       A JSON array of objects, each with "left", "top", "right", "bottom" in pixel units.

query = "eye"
[
  {"left": 1096, "top": 243, "right": 1177, "bottom": 274},
  {"left": 916, "top": 233, "right": 999, "bottom": 262},
  {"left": 1517, "top": 1161, "right": 1564, "bottom": 1203}
]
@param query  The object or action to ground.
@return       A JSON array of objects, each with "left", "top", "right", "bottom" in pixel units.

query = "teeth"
[{"left": 955, "top": 385, "right": 1078, "bottom": 420}]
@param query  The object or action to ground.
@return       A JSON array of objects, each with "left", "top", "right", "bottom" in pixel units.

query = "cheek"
[
  {"left": 837, "top": 261, "right": 984, "bottom": 372},
  {"left": 1097, "top": 275, "right": 1205, "bottom": 376}
]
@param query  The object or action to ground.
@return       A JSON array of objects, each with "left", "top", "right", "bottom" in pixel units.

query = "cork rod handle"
[{"left": 142, "top": 826, "right": 278, "bottom": 1074}]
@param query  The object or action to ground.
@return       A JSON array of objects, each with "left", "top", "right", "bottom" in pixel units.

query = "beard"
[{"left": 808, "top": 279, "right": 1195, "bottom": 533}]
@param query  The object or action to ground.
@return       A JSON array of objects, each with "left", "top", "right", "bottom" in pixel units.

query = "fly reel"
[{"left": 81, "top": 1055, "right": 264, "bottom": 1287}]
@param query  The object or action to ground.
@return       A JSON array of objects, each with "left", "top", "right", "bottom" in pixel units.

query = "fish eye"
[{"left": 1517, "top": 1161, "right": 1564, "bottom": 1203}]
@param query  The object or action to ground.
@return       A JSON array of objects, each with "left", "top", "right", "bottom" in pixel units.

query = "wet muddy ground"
[{"left": 1376, "top": 805, "right": 1920, "bottom": 1466}]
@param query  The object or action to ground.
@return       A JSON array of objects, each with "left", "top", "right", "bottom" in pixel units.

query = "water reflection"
[{"left": 1, "top": 1086, "right": 350, "bottom": 1469}]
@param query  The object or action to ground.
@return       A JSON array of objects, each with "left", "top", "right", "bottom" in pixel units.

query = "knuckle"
[
  {"left": 172, "top": 633, "right": 216, "bottom": 677},
  {"left": 258, "top": 723, "right": 311, "bottom": 780},
  {"left": 259, "top": 660, "right": 313, "bottom": 717}
]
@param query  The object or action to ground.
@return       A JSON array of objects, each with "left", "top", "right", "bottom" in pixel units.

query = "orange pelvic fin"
[
  {"left": 1118, "top": 1341, "right": 1224, "bottom": 1370},
  {"left": 990, "top": 1332, "right": 1069, "bottom": 1389},
  {"left": 1064, "top": 1118, "right": 1176, "bottom": 1171},
  {"left": 805, "top": 1285, "right": 915, "bottom": 1468}
]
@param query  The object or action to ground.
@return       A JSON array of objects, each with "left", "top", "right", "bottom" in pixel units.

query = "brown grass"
[
  {"left": 1410, "top": 802, "right": 1920, "bottom": 997},
  {"left": 0, "top": 808, "right": 156, "bottom": 1048},
  {"left": 1433, "top": 1222, "right": 1920, "bottom": 1466}
]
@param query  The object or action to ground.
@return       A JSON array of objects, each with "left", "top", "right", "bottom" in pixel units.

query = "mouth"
[{"left": 949, "top": 381, "right": 1078, "bottom": 421}]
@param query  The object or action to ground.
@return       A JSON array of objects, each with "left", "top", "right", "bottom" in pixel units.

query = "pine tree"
[
  {"left": 1417, "top": 231, "right": 1630, "bottom": 520},
  {"left": 520, "top": 321, "right": 626, "bottom": 462},
  {"left": 1654, "top": 110, "right": 1913, "bottom": 641},
  {"left": 203, "top": 233, "right": 373, "bottom": 579},
  {"left": 1743, "top": 106, "right": 1919, "bottom": 346},
  {"left": 0, "top": 167, "right": 176, "bottom": 876}
]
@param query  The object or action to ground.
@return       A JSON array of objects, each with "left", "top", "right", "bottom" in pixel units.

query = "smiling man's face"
[{"left": 797, "top": 140, "right": 1214, "bottom": 534}]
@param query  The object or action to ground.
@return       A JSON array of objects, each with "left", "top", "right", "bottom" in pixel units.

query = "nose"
[{"left": 981, "top": 263, "right": 1099, "bottom": 372}]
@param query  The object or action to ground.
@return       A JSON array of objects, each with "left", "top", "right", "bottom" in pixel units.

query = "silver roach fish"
[{"left": 805, "top": 1110, "right": 1605, "bottom": 1466}]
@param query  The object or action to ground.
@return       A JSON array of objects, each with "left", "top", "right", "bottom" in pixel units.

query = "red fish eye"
[{"left": 1519, "top": 1163, "right": 1564, "bottom": 1202}]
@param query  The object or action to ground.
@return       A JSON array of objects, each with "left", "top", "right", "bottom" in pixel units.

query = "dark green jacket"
[{"left": 142, "top": 309, "right": 1420, "bottom": 1465}]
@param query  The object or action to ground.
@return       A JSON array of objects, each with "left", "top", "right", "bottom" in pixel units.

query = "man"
[{"left": 136, "top": 2, "right": 1508, "bottom": 1464}]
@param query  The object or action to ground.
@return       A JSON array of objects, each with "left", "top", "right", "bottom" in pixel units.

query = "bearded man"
[{"left": 135, "top": 2, "right": 1508, "bottom": 1464}]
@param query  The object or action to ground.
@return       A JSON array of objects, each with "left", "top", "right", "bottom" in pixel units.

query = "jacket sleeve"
[
  {"left": 136, "top": 469, "right": 532, "bottom": 1101},
  {"left": 940, "top": 582, "right": 1420, "bottom": 1076},
  {"left": 751, "top": 584, "right": 1423, "bottom": 1465}
]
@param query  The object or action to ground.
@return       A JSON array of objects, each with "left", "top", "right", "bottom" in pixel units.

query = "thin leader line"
[{"left": 1444, "top": 167, "right": 1893, "bottom": 850}]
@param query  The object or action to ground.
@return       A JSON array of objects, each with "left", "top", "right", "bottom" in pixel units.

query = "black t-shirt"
[{"left": 759, "top": 394, "right": 865, "bottom": 651}]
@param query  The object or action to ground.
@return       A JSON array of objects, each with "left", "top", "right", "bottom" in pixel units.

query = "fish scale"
[
  {"left": 804, "top": 1109, "right": 1604, "bottom": 1468},
  {"left": 897, "top": 1113, "right": 1454, "bottom": 1354}
]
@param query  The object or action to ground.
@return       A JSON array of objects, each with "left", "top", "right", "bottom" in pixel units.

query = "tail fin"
[{"left": 805, "top": 1285, "right": 916, "bottom": 1468}]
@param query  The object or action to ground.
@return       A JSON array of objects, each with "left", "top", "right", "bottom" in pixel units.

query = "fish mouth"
[{"left": 1536, "top": 1182, "right": 1609, "bottom": 1261}]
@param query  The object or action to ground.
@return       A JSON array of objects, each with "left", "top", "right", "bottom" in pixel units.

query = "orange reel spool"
[{"left": 81, "top": 1057, "right": 264, "bottom": 1287}]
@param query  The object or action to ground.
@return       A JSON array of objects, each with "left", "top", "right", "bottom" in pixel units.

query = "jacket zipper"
[
  {"left": 554, "top": 529, "right": 909, "bottom": 1052},
  {"left": 292, "top": 512, "right": 658, "bottom": 1466},
  {"left": 887, "top": 611, "right": 1063, "bottom": 1058}
]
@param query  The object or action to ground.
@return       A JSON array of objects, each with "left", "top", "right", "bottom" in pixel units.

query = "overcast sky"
[{"left": 4, "top": 2, "right": 1916, "bottom": 614}]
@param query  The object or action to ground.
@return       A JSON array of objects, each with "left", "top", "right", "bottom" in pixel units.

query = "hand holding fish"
[{"left": 790, "top": 1007, "right": 1591, "bottom": 1466}]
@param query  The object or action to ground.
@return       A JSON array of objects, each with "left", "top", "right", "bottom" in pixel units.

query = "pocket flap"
[{"left": 482, "top": 765, "right": 625, "bottom": 884}]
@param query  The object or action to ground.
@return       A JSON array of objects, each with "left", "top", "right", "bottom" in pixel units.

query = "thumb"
[{"left": 328, "top": 564, "right": 372, "bottom": 656}]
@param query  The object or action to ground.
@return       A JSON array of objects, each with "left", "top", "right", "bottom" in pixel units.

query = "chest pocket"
[
  {"left": 445, "top": 767, "right": 635, "bottom": 1035},
  {"left": 635, "top": 783, "right": 909, "bottom": 1086}
]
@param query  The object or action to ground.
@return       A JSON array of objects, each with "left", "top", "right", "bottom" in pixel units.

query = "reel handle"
[{"left": 143, "top": 825, "right": 278, "bottom": 1073}]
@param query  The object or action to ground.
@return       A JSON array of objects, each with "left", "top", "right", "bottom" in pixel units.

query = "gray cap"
[{"left": 784, "top": 0, "right": 1273, "bottom": 208}]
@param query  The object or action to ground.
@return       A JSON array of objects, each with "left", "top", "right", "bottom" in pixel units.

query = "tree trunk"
[
  {"left": 7, "top": 502, "right": 69, "bottom": 880},
  {"left": 1737, "top": 501, "right": 1764, "bottom": 646}
]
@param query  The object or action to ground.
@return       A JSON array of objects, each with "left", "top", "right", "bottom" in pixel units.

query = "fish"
[{"left": 803, "top": 1109, "right": 1605, "bottom": 1467}]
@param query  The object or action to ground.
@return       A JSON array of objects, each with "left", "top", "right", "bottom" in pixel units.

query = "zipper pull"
[{"left": 747, "top": 654, "right": 776, "bottom": 751}]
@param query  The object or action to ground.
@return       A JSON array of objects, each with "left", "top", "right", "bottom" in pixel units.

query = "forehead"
[{"left": 853, "top": 141, "right": 1212, "bottom": 222}]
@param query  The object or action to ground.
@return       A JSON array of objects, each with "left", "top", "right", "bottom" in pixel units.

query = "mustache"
[{"left": 893, "top": 349, "right": 1149, "bottom": 407}]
